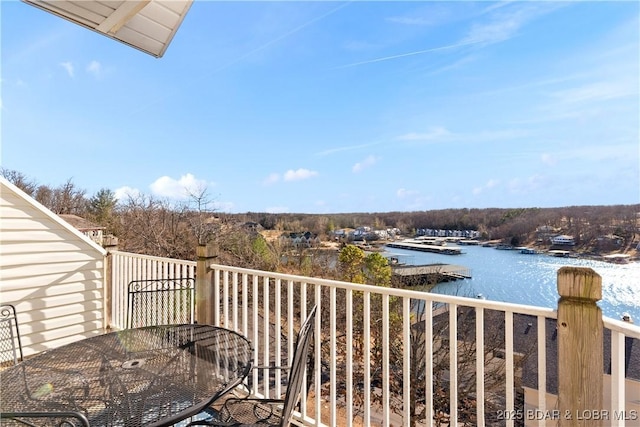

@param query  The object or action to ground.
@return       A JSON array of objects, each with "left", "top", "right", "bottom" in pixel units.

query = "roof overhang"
[{"left": 22, "top": 0, "right": 194, "bottom": 58}]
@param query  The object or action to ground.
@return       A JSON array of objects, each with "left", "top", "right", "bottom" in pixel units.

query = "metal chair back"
[
  {"left": 0, "top": 304, "right": 23, "bottom": 366},
  {"left": 279, "top": 305, "right": 317, "bottom": 426},
  {"left": 0, "top": 411, "right": 90, "bottom": 426},
  {"left": 126, "top": 278, "right": 195, "bottom": 328}
]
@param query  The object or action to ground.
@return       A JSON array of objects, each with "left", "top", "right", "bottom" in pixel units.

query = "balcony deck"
[{"left": 3, "top": 249, "right": 640, "bottom": 427}]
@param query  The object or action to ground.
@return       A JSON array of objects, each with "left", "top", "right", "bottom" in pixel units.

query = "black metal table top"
[{"left": 1, "top": 324, "right": 253, "bottom": 427}]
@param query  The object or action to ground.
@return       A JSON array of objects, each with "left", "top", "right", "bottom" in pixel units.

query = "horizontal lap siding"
[{"left": 0, "top": 184, "right": 106, "bottom": 357}]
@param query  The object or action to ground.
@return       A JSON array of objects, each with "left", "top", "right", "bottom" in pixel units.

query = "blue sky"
[{"left": 1, "top": 1, "right": 638, "bottom": 214}]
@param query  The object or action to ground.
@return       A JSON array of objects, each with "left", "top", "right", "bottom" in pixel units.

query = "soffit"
[{"left": 22, "top": 0, "right": 193, "bottom": 58}]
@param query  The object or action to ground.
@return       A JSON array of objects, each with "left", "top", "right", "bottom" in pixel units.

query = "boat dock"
[
  {"left": 386, "top": 240, "right": 463, "bottom": 255},
  {"left": 392, "top": 263, "right": 472, "bottom": 286}
]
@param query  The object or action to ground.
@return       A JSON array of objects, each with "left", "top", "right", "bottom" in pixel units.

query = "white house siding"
[{"left": 0, "top": 178, "right": 107, "bottom": 357}]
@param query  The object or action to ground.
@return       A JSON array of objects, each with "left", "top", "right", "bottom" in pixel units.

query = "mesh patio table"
[{"left": 0, "top": 324, "right": 253, "bottom": 427}]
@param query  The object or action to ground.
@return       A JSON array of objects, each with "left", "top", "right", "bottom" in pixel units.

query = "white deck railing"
[
  {"left": 108, "top": 250, "right": 640, "bottom": 427},
  {"left": 107, "top": 251, "right": 196, "bottom": 330}
]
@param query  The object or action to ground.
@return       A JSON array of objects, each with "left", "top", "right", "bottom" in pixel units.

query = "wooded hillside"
[{"left": 3, "top": 169, "right": 639, "bottom": 268}]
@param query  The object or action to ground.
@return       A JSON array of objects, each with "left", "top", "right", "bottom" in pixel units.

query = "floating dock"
[
  {"left": 386, "top": 240, "right": 463, "bottom": 255},
  {"left": 392, "top": 263, "right": 471, "bottom": 286}
]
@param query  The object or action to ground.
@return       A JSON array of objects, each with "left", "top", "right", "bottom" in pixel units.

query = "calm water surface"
[{"left": 383, "top": 244, "right": 640, "bottom": 321}]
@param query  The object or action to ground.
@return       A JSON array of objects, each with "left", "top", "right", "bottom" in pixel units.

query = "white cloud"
[
  {"left": 114, "top": 186, "right": 141, "bottom": 201},
  {"left": 507, "top": 175, "right": 546, "bottom": 194},
  {"left": 550, "top": 80, "right": 637, "bottom": 105},
  {"left": 541, "top": 153, "right": 557, "bottom": 166},
  {"left": 396, "top": 188, "right": 431, "bottom": 210},
  {"left": 60, "top": 61, "right": 74, "bottom": 77},
  {"left": 335, "top": 3, "right": 565, "bottom": 71},
  {"left": 486, "top": 179, "right": 500, "bottom": 188},
  {"left": 86, "top": 60, "right": 102, "bottom": 78},
  {"left": 352, "top": 155, "right": 378, "bottom": 173},
  {"left": 463, "top": 2, "right": 564, "bottom": 47},
  {"left": 262, "top": 173, "right": 280, "bottom": 186},
  {"left": 150, "top": 173, "right": 213, "bottom": 199},
  {"left": 473, "top": 179, "right": 500, "bottom": 195},
  {"left": 283, "top": 168, "right": 318, "bottom": 181},
  {"left": 396, "top": 127, "right": 451, "bottom": 142},
  {"left": 399, "top": 127, "right": 528, "bottom": 144},
  {"left": 263, "top": 169, "right": 319, "bottom": 184},
  {"left": 397, "top": 188, "right": 419, "bottom": 199}
]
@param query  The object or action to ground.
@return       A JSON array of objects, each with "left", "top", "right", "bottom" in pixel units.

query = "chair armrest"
[
  {"left": 186, "top": 399, "right": 287, "bottom": 426},
  {"left": 224, "top": 397, "right": 286, "bottom": 424},
  {"left": 0, "top": 411, "right": 90, "bottom": 427}
]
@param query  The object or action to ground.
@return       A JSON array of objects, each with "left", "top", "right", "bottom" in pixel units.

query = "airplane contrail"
[{"left": 333, "top": 38, "right": 482, "bottom": 70}]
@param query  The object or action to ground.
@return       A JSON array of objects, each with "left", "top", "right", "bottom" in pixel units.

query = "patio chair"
[
  {"left": 0, "top": 411, "right": 90, "bottom": 427},
  {"left": 188, "top": 305, "right": 317, "bottom": 427},
  {"left": 126, "top": 278, "right": 195, "bottom": 328},
  {"left": 0, "top": 304, "right": 23, "bottom": 366}
]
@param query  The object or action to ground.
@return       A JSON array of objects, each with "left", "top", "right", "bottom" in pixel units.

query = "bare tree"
[
  {"left": 48, "top": 179, "right": 87, "bottom": 215},
  {"left": 115, "top": 194, "right": 194, "bottom": 259},
  {"left": 184, "top": 185, "right": 219, "bottom": 246},
  {"left": 1, "top": 168, "right": 38, "bottom": 195}
]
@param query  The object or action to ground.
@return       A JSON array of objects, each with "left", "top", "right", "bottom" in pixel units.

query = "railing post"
[
  {"left": 196, "top": 244, "right": 216, "bottom": 325},
  {"left": 557, "top": 267, "right": 603, "bottom": 426},
  {"left": 103, "top": 240, "right": 118, "bottom": 332}
]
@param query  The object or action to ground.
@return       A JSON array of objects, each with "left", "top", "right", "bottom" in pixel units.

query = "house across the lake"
[
  {"left": 59, "top": 214, "right": 105, "bottom": 246},
  {"left": 280, "top": 231, "right": 320, "bottom": 248},
  {"left": 550, "top": 235, "right": 576, "bottom": 246}
]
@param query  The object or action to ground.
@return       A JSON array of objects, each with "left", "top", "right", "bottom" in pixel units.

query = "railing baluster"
[
  {"left": 505, "top": 311, "right": 514, "bottom": 427},
  {"left": 242, "top": 273, "right": 248, "bottom": 337},
  {"left": 315, "top": 285, "right": 322, "bottom": 426},
  {"left": 287, "top": 280, "right": 294, "bottom": 371},
  {"left": 450, "top": 303, "right": 458, "bottom": 427},
  {"left": 611, "top": 329, "right": 625, "bottom": 427},
  {"left": 403, "top": 297, "right": 411, "bottom": 427},
  {"left": 425, "top": 301, "right": 433, "bottom": 427},
  {"left": 262, "top": 275, "right": 270, "bottom": 398},
  {"left": 537, "top": 315, "right": 546, "bottom": 427},
  {"left": 330, "top": 286, "right": 337, "bottom": 427},
  {"left": 382, "top": 294, "right": 390, "bottom": 427},
  {"left": 476, "top": 307, "right": 485, "bottom": 427},
  {"left": 275, "top": 278, "right": 282, "bottom": 397},
  {"left": 364, "top": 291, "right": 371, "bottom": 427},
  {"left": 346, "top": 289, "right": 353, "bottom": 427},
  {"left": 300, "top": 282, "right": 308, "bottom": 421},
  {"left": 223, "top": 270, "right": 229, "bottom": 327},
  {"left": 213, "top": 268, "right": 220, "bottom": 326},
  {"left": 232, "top": 271, "right": 239, "bottom": 331},
  {"left": 252, "top": 274, "right": 259, "bottom": 392}
]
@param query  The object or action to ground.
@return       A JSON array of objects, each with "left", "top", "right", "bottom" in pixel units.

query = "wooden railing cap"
[
  {"left": 557, "top": 266, "right": 602, "bottom": 301},
  {"left": 196, "top": 244, "right": 217, "bottom": 259}
]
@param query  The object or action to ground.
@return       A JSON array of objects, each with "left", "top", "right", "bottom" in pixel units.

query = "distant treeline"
[
  {"left": 2, "top": 168, "right": 638, "bottom": 266},
  {"left": 239, "top": 205, "right": 639, "bottom": 246}
]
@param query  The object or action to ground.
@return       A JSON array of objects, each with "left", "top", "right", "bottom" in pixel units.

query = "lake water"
[{"left": 383, "top": 244, "right": 640, "bottom": 322}]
